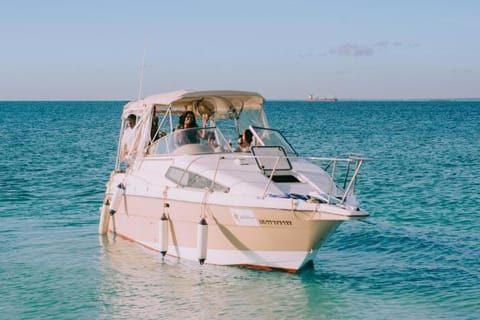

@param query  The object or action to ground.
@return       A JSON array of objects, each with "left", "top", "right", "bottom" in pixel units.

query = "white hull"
[
  {"left": 101, "top": 184, "right": 356, "bottom": 272},
  {"left": 141, "top": 243, "right": 325, "bottom": 271}
]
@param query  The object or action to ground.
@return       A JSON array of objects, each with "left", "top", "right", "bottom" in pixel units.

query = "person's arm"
[{"left": 198, "top": 114, "right": 209, "bottom": 139}]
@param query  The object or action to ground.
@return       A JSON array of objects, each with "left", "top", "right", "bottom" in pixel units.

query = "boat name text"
[{"left": 259, "top": 219, "right": 292, "bottom": 226}]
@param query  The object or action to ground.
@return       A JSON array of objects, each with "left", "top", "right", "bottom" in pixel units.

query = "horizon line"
[{"left": 1, "top": 97, "right": 480, "bottom": 102}]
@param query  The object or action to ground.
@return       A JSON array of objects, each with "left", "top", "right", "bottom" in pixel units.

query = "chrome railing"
[
  {"left": 305, "top": 154, "right": 366, "bottom": 205},
  {"left": 159, "top": 151, "right": 366, "bottom": 205}
]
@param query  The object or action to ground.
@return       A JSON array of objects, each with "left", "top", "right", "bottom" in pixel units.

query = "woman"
[
  {"left": 236, "top": 129, "right": 253, "bottom": 152},
  {"left": 175, "top": 111, "right": 208, "bottom": 145}
]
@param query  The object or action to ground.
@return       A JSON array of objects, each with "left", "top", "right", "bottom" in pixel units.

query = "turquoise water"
[{"left": 1, "top": 100, "right": 479, "bottom": 319}]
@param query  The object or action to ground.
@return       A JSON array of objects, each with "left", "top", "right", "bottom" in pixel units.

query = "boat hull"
[{"left": 105, "top": 193, "right": 342, "bottom": 272}]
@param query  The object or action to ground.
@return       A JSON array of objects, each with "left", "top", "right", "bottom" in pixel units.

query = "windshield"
[
  {"left": 148, "top": 126, "right": 234, "bottom": 155},
  {"left": 250, "top": 126, "right": 297, "bottom": 156}
]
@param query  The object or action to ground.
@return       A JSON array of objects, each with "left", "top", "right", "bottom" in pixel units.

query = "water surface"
[{"left": 1, "top": 100, "right": 479, "bottom": 319}]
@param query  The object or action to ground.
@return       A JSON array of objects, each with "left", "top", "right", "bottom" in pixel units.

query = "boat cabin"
[{"left": 116, "top": 90, "right": 297, "bottom": 169}]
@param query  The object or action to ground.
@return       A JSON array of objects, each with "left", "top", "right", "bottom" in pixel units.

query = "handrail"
[
  {"left": 261, "top": 156, "right": 282, "bottom": 199},
  {"left": 148, "top": 152, "right": 366, "bottom": 204},
  {"left": 328, "top": 159, "right": 337, "bottom": 204},
  {"left": 341, "top": 159, "right": 363, "bottom": 204},
  {"left": 257, "top": 154, "right": 367, "bottom": 204},
  {"left": 209, "top": 156, "right": 224, "bottom": 191}
]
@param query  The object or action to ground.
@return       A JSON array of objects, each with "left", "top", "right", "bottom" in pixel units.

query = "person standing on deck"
[{"left": 120, "top": 114, "right": 137, "bottom": 162}]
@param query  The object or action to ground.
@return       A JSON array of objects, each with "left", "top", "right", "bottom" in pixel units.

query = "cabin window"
[{"left": 165, "top": 167, "right": 229, "bottom": 192}]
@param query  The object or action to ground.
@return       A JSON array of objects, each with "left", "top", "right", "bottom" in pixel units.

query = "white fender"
[
  {"left": 109, "top": 183, "right": 125, "bottom": 215},
  {"left": 197, "top": 218, "right": 208, "bottom": 264},
  {"left": 98, "top": 203, "right": 110, "bottom": 235},
  {"left": 159, "top": 214, "right": 169, "bottom": 256}
]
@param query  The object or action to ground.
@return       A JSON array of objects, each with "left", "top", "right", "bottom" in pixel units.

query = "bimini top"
[
  {"left": 118, "top": 90, "right": 269, "bottom": 163},
  {"left": 122, "top": 89, "right": 265, "bottom": 120}
]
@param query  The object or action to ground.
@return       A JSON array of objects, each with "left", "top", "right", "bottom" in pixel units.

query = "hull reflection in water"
[{"left": 98, "top": 234, "right": 328, "bottom": 319}]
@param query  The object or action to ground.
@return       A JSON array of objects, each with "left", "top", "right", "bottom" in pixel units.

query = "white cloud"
[
  {"left": 329, "top": 41, "right": 420, "bottom": 57},
  {"left": 329, "top": 44, "right": 374, "bottom": 57}
]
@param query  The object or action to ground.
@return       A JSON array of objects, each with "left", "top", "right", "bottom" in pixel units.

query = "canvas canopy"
[{"left": 122, "top": 89, "right": 265, "bottom": 121}]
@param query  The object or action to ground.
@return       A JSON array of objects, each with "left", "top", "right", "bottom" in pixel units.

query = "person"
[
  {"left": 150, "top": 115, "right": 159, "bottom": 142},
  {"left": 236, "top": 129, "right": 253, "bottom": 152},
  {"left": 120, "top": 114, "right": 137, "bottom": 161},
  {"left": 177, "top": 111, "right": 198, "bottom": 130},
  {"left": 175, "top": 111, "right": 208, "bottom": 145},
  {"left": 207, "top": 134, "right": 218, "bottom": 147},
  {"left": 207, "top": 133, "right": 223, "bottom": 152}
]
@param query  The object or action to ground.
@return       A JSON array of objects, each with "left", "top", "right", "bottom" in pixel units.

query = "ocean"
[{"left": 1, "top": 100, "right": 479, "bottom": 319}]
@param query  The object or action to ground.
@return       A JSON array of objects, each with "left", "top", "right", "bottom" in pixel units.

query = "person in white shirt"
[{"left": 120, "top": 114, "right": 137, "bottom": 162}]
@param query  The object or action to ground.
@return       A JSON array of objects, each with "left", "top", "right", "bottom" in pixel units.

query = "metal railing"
[
  {"left": 305, "top": 154, "right": 366, "bottom": 205},
  {"left": 159, "top": 151, "right": 366, "bottom": 205}
]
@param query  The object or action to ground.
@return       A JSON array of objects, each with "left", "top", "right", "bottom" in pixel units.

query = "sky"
[{"left": 1, "top": 0, "right": 479, "bottom": 100}]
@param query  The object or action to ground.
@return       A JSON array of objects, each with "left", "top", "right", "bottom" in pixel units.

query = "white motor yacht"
[{"left": 99, "top": 89, "right": 368, "bottom": 272}]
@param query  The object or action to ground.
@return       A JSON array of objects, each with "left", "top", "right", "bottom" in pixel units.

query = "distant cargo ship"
[{"left": 306, "top": 94, "right": 338, "bottom": 102}]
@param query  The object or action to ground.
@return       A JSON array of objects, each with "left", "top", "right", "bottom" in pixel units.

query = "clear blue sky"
[{"left": 1, "top": 0, "right": 479, "bottom": 100}]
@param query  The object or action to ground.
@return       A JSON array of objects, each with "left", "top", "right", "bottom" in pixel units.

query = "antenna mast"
[{"left": 137, "top": 48, "right": 147, "bottom": 100}]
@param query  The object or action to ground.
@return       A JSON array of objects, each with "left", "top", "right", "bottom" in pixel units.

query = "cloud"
[
  {"left": 373, "top": 41, "right": 420, "bottom": 49},
  {"left": 450, "top": 68, "right": 474, "bottom": 73},
  {"left": 329, "top": 41, "right": 420, "bottom": 57},
  {"left": 373, "top": 40, "right": 391, "bottom": 49},
  {"left": 329, "top": 44, "right": 374, "bottom": 57}
]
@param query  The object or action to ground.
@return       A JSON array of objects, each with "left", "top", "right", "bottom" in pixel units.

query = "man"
[{"left": 121, "top": 114, "right": 137, "bottom": 162}]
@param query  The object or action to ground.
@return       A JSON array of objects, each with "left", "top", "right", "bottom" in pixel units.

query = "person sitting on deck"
[
  {"left": 174, "top": 111, "right": 208, "bottom": 146},
  {"left": 236, "top": 129, "right": 253, "bottom": 152}
]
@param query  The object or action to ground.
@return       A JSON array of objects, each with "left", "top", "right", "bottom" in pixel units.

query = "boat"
[
  {"left": 98, "top": 89, "right": 368, "bottom": 272},
  {"left": 306, "top": 94, "right": 338, "bottom": 102}
]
